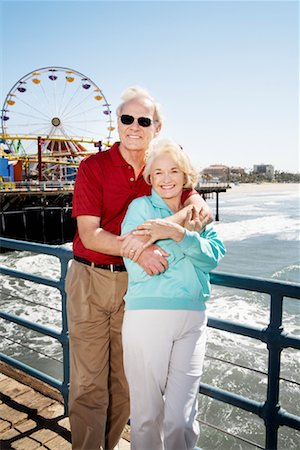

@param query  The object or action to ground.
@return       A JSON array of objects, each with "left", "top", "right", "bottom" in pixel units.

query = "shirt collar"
[
  {"left": 109, "top": 142, "right": 129, "bottom": 167},
  {"left": 109, "top": 142, "right": 145, "bottom": 180},
  {"left": 150, "top": 188, "right": 174, "bottom": 214}
]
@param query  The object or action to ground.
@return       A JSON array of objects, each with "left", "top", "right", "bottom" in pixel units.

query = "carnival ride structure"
[{"left": 0, "top": 66, "right": 114, "bottom": 183}]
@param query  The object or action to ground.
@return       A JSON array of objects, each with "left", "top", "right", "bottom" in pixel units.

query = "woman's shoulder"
[
  {"left": 125, "top": 195, "right": 156, "bottom": 222},
  {"left": 128, "top": 195, "right": 153, "bottom": 209}
]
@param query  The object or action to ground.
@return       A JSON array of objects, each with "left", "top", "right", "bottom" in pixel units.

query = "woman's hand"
[
  {"left": 133, "top": 219, "right": 184, "bottom": 249},
  {"left": 118, "top": 233, "right": 151, "bottom": 261},
  {"left": 184, "top": 205, "right": 205, "bottom": 232}
]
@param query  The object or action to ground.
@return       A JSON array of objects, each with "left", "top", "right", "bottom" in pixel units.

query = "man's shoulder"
[
  {"left": 80, "top": 144, "right": 116, "bottom": 172},
  {"left": 81, "top": 146, "right": 115, "bottom": 166}
]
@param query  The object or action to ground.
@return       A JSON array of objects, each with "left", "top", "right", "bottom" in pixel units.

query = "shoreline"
[{"left": 224, "top": 182, "right": 299, "bottom": 195}]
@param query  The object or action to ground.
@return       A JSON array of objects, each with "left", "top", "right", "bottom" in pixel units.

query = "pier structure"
[
  {"left": 0, "top": 182, "right": 229, "bottom": 245},
  {"left": 0, "top": 182, "right": 75, "bottom": 245},
  {"left": 196, "top": 182, "right": 229, "bottom": 221}
]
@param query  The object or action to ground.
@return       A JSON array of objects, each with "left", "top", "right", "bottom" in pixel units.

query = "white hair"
[
  {"left": 143, "top": 137, "right": 199, "bottom": 188},
  {"left": 116, "top": 85, "right": 164, "bottom": 126}
]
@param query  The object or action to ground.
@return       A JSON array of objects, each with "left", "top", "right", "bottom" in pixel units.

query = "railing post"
[
  {"left": 263, "top": 292, "right": 284, "bottom": 449},
  {"left": 215, "top": 191, "right": 219, "bottom": 221}
]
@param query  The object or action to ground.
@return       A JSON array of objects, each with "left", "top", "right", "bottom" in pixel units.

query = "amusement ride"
[{"left": 0, "top": 66, "right": 114, "bottom": 183}]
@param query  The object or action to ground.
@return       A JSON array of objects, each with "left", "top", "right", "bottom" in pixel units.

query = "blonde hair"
[
  {"left": 143, "top": 138, "right": 199, "bottom": 188},
  {"left": 116, "top": 86, "right": 164, "bottom": 127}
]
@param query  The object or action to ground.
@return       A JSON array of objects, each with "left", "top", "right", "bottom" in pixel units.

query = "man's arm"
[
  {"left": 77, "top": 215, "right": 123, "bottom": 256},
  {"left": 168, "top": 193, "right": 213, "bottom": 229},
  {"left": 77, "top": 215, "right": 168, "bottom": 275}
]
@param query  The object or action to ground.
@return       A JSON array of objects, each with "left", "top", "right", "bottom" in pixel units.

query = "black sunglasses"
[{"left": 120, "top": 114, "right": 154, "bottom": 128}]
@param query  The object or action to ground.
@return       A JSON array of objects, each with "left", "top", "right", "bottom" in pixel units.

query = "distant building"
[
  {"left": 229, "top": 167, "right": 246, "bottom": 180},
  {"left": 202, "top": 164, "right": 229, "bottom": 182},
  {"left": 253, "top": 164, "right": 275, "bottom": 180}
]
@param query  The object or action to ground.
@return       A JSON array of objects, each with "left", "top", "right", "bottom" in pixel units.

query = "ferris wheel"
[{"left": 1, "top": 66, "right": 115, "bottom": 158}]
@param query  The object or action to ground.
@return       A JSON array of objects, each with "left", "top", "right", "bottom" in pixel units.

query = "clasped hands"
[{"left": 119, "top": 205, "right": 208, "bottom": 263}]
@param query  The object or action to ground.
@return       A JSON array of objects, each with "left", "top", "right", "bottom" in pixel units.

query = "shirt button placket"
[{"left": 128, "top": 165, "right": 135, "bottom": 182}]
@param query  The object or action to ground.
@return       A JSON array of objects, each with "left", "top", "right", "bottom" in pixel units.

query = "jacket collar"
[{"left": 150, "top": 188, "right": 174, "bottom": 214}]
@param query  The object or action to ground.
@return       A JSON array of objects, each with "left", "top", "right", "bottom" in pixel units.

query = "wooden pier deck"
[{"left": 0, "top": 365, "right": 130, "bottom": 450}]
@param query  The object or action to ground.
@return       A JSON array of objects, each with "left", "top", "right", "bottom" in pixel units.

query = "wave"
[{"left": 214, "top": 215, "right": 299, "bottom": 242}]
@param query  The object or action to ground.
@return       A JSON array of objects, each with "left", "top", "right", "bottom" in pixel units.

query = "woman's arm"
[
  {"left": 131, "top": 218, "right": 226, "bottom": 273},
  {"left": 166, "top": 193, "right": 213, "bottom": 230},
  {"left": 177, "top": 226, "right": 226, "bottom": 272}
]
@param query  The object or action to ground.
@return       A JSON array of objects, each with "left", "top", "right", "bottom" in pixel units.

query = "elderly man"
[{"left": 65, "top": 86, "right": 212, "bottom": 450}]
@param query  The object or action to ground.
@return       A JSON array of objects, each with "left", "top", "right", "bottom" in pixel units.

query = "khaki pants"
[{"left": 66, "top": 260, "right": 129, "bottom": 450}]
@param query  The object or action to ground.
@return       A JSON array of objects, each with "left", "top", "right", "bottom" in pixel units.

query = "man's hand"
[{"left": 136, "top": 245, "right": 169, "bottom": 275}]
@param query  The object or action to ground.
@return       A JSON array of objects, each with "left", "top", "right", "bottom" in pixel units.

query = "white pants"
[{"left": 122, "top": 310, "right": 207, "bottom": 450}]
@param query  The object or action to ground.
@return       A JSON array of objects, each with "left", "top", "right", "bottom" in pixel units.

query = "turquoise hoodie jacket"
[{"left": 121, "top": 189, "right": 226, "bottom": 311}]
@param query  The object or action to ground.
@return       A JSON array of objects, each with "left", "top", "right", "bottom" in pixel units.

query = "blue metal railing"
[
  {"left": 0, "top": 237, "right": 299, "bottom": 449},
  {"left": 0, "top": 237, "right": 72, "bottom": 411},
  {"left": 206, "top": 272, "right": 300, "bottom": 449}
]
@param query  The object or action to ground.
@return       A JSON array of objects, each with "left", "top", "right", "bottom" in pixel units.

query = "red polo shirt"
[{"left": 72, "top": 142, "right": 194, "bottom": 265}]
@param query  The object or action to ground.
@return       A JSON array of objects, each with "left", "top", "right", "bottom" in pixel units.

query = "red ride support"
[{"left": 37, "top": 136, "right": 43, "bottom": 181}]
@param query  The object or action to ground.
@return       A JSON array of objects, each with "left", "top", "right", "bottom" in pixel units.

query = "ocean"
[{"left": 1, "top": 183, "right": 299, "bottom": 449}]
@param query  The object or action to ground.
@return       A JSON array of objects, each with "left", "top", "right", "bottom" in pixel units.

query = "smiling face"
[
  {"left": 150, "top": 152, "right": 185, "bottom": 211},
  {"left": 118, "top": 97, "right": 161, "bottom": 156}
]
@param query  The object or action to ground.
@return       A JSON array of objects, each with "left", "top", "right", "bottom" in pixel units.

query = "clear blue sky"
[{"left": 0, "top": 0, "right": 299, "bottom": 172}]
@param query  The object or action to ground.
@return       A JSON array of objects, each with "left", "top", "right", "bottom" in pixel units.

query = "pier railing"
[
  {"left": 0, "top": 237, "right": 72, "bottom": 412},
  {"left": 0, "top": 180, "right": 75, "bottom": 192},
  {"left": 0, "top": 237, "right": 299, "bottom": 449}
]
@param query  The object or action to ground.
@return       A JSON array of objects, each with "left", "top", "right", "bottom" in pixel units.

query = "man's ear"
[{"left": 155, "top": 123, "right": 162, "bottom": 135}]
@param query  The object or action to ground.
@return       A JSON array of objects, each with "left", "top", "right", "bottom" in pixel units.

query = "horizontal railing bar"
[
  {"left": 199, "top": 382, "right": 262, "bottom": 415},
  {"left": 2, "top": 335, "right": 63, "bottom": 363},
  {"left": 211, "top": 272, "right": 300, "bottom": 299},
  {"left": 281, "top": 334, "right": 300, "bottom": 350},
  {"left": 279, "top": 410, "right": 300, "bottom": 430},
  {"left": 199, "top": 384, "right": 300, "bottom": 432},
  {"left": 0, "top": 311, "right": 64, "bottom": 342},
  {"left": 0, "top": 353, "right": 63, "bottom": 393},
  {"left": 208, "top": 317, "right": 299, "bottom": 351},
  {"left": 7, "top": 296, "right": 62, "bottom": 313},
  {"left": 208, "top": 317, "right": 262, "bottom": 339},
  {"left": 1, "top": 238, "right": 299, "bottom": 297},
  {"left": 0, "top": 266, "right": 61, "bottom": 290},
  {"left": 0, "top": 237, "right": 72, "bottom": 260},
  {"left": 206, "top": 354, "right": 300, "bottom": 386},
  {"left": 197, "top": 418, "right": 265, "bottom": 449}
]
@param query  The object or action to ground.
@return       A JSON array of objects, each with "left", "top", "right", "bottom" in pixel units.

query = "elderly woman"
[{"left": 121, "top": 138, "right": 226, "bottom": 450}]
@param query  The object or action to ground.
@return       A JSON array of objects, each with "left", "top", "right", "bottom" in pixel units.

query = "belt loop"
[
  {"left": 91, "top": 262, "right": 95, "bottom": 268},
  {"left": 110, "top": 264, "right": 114, "bottom": 272}
]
